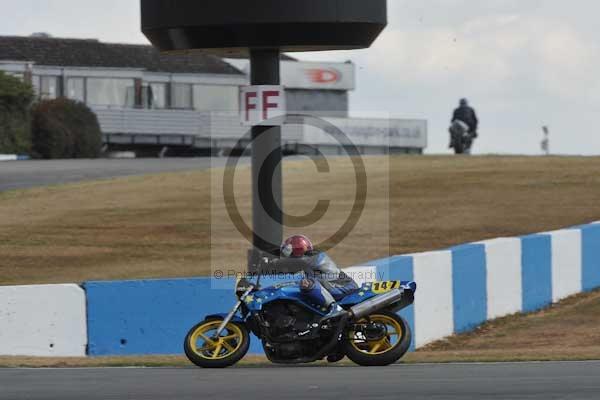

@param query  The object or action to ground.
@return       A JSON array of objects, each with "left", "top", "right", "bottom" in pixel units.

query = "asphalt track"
[
  {"left": 0, "top": 158, "right": 251, "bottom": 192},
  {"left": 1, "top": 361, "right": 599, "bottom": 400}
]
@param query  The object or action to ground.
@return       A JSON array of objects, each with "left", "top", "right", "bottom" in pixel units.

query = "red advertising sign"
[{"left": 306, "top": 68, "right": 341, "bottom": 84}]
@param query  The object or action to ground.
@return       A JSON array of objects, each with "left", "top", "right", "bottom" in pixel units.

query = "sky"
[{"left": 2, "top": 0, "right": 599, "bottom": 155}]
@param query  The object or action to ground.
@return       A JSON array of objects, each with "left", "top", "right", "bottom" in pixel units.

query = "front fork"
[{"left": 213, "top": 286, "right": 254, "bottom": 338}]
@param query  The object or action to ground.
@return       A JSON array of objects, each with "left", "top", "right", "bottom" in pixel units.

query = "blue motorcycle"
[{"left": 184, "top": 259, "right": 416, "bottom": 368}]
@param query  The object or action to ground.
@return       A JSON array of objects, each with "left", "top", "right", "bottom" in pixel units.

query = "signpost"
[{"left": 141, "top": 0, "right": 388, "bottom": 271}]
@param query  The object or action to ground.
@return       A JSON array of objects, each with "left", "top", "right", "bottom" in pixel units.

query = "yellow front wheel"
[
  {"left": 344, "top": 311, "right": 412, "bottom": 366},
  {"left": 184, "top": 319, "right": 250, "bottom": 368}
]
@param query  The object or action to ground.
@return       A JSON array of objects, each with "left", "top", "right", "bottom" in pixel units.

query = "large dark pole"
[{"left": 250, "top": 49, "right": 283, "bottom": 266}]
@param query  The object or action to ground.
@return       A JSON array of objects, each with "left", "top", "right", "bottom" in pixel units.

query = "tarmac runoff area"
[
  {"left": 0, "top": 158, "right": 251, "bottom": 192},
  {"left": 1, "top": 361, "right": 599, "bottom": 400}
]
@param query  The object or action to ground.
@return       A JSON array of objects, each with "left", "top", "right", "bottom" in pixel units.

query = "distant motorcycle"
[
  {"left": 449, "top": 120, "right": 476, "bottom": 154},
  {"left": 183, "top": 259, "right": 416, "bottom": 368}
]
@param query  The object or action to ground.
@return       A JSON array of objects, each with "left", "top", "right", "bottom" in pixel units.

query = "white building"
[{"left": 0, "top": 35, "right": 427, "bottom": 156}]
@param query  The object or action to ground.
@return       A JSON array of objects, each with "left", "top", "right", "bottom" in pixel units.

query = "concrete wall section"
[
  {"left": 371, "top": 256, "right": 416, "bottom": 350},
  {"left": 0, "top": 284, "right": 87, "bottom": 356},
  {"left": 547, "top": 229, "right": 582, "bottom": 303},
  {"left": 581, "top": 224, "right": 600, "bottom": 292},
  {"left": 521, "top": 235, "right": 553, "bottom": 313},
  {"left": 85, "top": 278, "right": 237, "bottom": 356},
  {"left": 411, "top": 251, "right": 454, "bottom": 347},
  {"left": 451, "top": 244, "right": 487, "bottom": 334},
  {"left": 481, "top": 238, "right": 523, "bottom": 319}
]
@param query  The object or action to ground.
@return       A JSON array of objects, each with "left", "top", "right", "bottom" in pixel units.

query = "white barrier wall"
[
  {"left": 481, "top": 238, "right": 523, "bottom": 319},
  {"left": 412, "top": 251, "right": 454, "bottom": 348},
  {"left": 548, "top": 229, "right": 582, "bottom": 303},
  {"left": 0, "top": 284, "right": 87, "bottom": 356}
]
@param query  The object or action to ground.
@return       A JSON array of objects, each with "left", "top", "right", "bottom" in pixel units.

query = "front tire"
[
  {"left": 344, "top": 311, "right": 412, "bottom": 367},
  {"left": 184, "top": 319, "right": 250, "bottom": 368}
]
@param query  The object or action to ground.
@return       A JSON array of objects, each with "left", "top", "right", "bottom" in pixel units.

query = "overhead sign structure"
[
  {"left": 141, "top": 0, "right": 388, "bottom": 270},
  {"left": 240, "top": 86, "right": 286, "bottom": 126},
  {"left": 141, "top": 0, "right": 387, "bottom": 57}
]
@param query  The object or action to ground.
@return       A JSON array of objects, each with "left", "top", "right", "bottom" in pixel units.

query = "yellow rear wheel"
[
  {"left": 184, "top": 319, "right": 250, "bottom": 368},
  {"left": 345, "top": 311, "right": 411, "bottom": 366}
]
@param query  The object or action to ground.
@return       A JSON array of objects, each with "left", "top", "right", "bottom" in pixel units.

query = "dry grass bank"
[{"left": 1, "top": 156, "right": 600, "bottom": 285}]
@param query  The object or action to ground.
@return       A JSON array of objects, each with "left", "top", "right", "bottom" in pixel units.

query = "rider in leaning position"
[{"left": 278, "top": 235, "right": 359, "bottom": 320}]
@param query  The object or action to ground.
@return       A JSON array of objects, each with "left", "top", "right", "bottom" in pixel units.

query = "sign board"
[
  {"left": 301, "top": 118, "right": 428, "bottom": 149},
  {"left": 240, "top": 85, "right": 286, "bottom": 126},
  {"left": 281, "top": 61, "right": 355, "bottom": 91}
]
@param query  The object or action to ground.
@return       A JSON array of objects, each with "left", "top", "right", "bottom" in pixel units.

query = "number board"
[{"left": 371, "top": 281, "right": 402, "bottom": 294}]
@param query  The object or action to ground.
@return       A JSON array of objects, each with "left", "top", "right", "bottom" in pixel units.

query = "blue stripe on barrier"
[
  {"left": 373, "top": 256, "right": 415, "bottom": 351},
  {"left": 521, "top": 234, "right": 552, "bottom": 313},
  {"left": 581, "top": 224, "right": 600, "bottom": 292},
  {"left": 85, "top": 278, "right": 237, "bottom": 356},
  {"left": 451, "top": 244, "right": 487, "bottom": 334}
]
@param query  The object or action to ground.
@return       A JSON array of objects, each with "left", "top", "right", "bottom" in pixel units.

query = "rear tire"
[
  {"left": 344, "top": 311, "right": 412, "bottom": 367},
  {"left": 454, "top": 137, "right": 464, "bottom": 154},
  {"left": 184, "top": 318, "right": 250, "bottom": 368}
]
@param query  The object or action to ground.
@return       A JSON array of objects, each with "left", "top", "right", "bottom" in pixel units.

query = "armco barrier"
[
  {"left": 0, "top": 284, "right": 87, "bottom": 356},
  {"left": 1, "top": 222, "right": 599, "bottom": 357}
]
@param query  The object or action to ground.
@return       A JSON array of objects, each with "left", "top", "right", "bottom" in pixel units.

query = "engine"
[
  {"left": 260, "top": 301, "right": 325, "bottom": 360},
  {"left": 261, "top": 301, "right": 320, "bottom": 341}
]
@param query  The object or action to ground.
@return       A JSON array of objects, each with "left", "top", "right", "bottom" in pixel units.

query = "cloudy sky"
[{"left": 2, "top": 0, "right": 599, "bottom": 154}]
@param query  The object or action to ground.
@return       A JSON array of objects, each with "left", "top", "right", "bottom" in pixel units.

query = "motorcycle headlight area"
[{"left": 236, "top": 278, "right": 254, "bottom": 297}]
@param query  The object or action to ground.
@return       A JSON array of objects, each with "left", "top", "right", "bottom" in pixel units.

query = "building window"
[
  {"left": 171, "top": 83, "right": 192, "bottom": 109},
  {"left": 66, "top": 78, "right": 85, "bottom": 102},
  {"left": 144, "top": 82, "right": 167, "bottom": 109},
  {"left": 193, "top": 85, "right": 239, "bottom": 112},
  {"left": 86, "top": 78, "right": 135, "bottom": 107},
  {"left": 33, "top": 76, "right": 59, "bottom": 99}
]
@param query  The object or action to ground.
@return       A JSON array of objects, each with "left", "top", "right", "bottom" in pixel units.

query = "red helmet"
[{"left": 281, "top": 235, "right": 314, "bottom": 258}]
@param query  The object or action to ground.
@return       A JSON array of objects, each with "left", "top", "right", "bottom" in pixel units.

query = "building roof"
[{"left": 0, "top": 35, "right": 244, "bottom": 75}]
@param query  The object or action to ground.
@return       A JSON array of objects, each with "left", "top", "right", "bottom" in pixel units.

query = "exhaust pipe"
[{"left": 349, "top": 289, "right": 404, "bottom": 320}]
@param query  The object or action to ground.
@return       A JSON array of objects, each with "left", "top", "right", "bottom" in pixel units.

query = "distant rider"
[
  {"left": 279, "top": 235, "right": 358, "bottom": 320},
  {"left": 450, "top": 98, "right": 479, "bottom": 150}
]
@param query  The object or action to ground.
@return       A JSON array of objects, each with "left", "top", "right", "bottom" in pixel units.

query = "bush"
[
  {"left": 0, "top": 71, "right": 35, "bottom": 154},
  {"left": 31, "top": 98, "right": 103, "bottom": 159}
]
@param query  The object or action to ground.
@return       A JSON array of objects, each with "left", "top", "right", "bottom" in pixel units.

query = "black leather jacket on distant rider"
[{"left": 452, "top": 105, "right": 479, "bottom": 134}]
